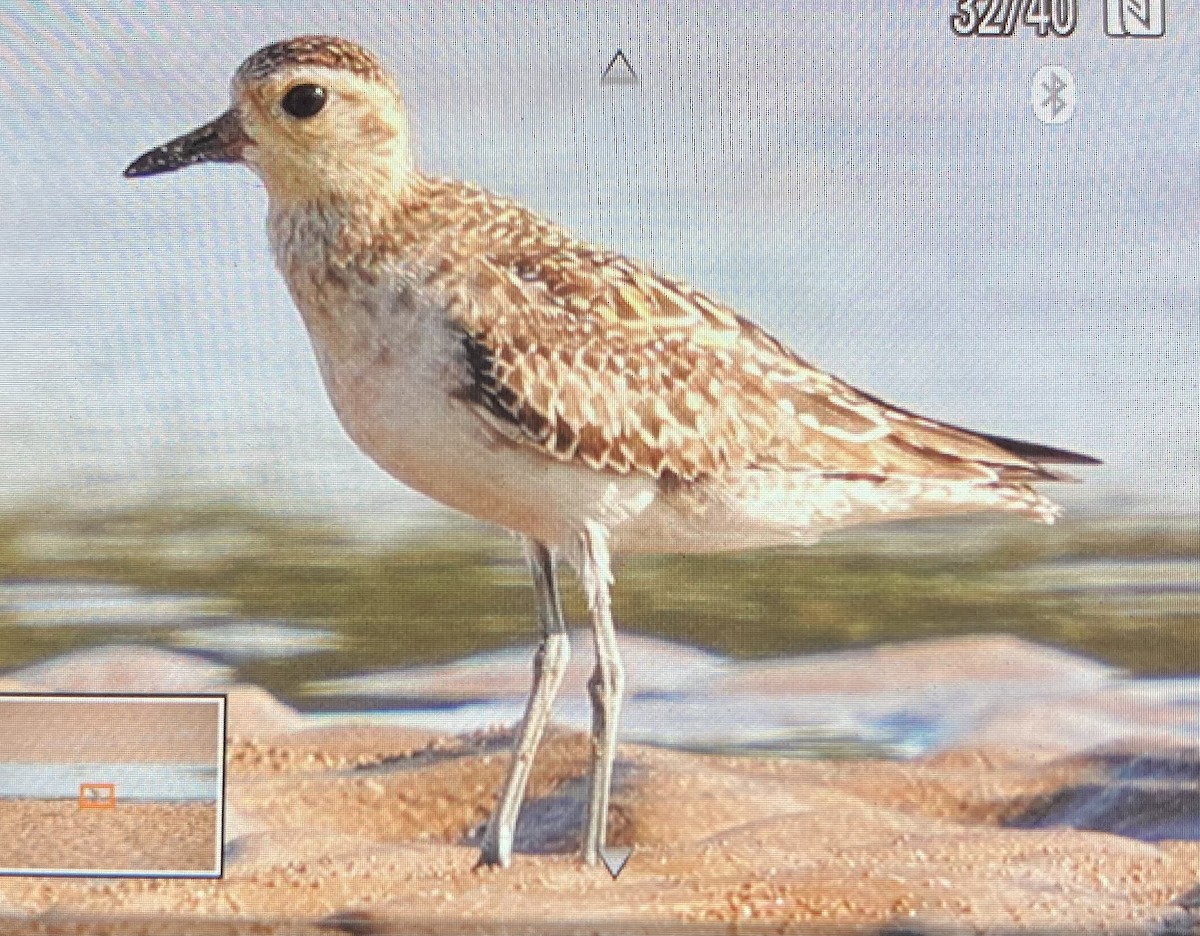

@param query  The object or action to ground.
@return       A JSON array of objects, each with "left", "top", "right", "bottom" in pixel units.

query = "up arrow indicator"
[
  {"left": 600, "top": 50, "right": 638, "bottom": 87},
  {"left": 600, "top": 845, "right": 633, "bottom": 879}
]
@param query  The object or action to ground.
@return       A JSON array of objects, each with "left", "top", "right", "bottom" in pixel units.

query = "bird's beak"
[{"left": 124, "top": 108, "right": 250, "bottom": 178}]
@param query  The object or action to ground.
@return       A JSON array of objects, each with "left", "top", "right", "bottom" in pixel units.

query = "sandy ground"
[
  {"left": 0, "top": 713, "right": 1196, "bottom": 934},
  {"left": 0, "top": 800, "right": 218, "bottom": 874},
  {"left": 0, "top": 645, "right": 1197, "bottom": 933},
  {"left": 0, "top": 699, "right": 221, "bottom": 764}
]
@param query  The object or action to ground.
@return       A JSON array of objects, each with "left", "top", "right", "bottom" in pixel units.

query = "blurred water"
[
  {"left": 1028, "top": 559, "right": 1200, "bottom": 598},
  {"left": 1, "top": 580, "right": 228, "bottom": 628},
  {"left": 8, "top": 626, "right": 1200, "bottom": 761},
  {"left": 304, "top": 631, "right": 1200, "bottom": 758},
  {"left": 169, "top": 623, "right": 341, "bottom": 662}
]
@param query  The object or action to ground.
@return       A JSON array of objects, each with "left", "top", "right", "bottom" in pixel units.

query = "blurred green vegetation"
[{"left": 0, "top": 497, "right": 1196, "bottom": 702}]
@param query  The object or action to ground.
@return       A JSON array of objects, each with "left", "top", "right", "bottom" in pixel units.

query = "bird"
[{"left": 125, "top": 35, "right": 1099, "bottom": 869}]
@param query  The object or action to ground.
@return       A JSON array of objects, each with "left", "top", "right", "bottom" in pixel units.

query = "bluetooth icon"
[{"left": 1032, "top": 65, "right": 1076, "bottom": 125}]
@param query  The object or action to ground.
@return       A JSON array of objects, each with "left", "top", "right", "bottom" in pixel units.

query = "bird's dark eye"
[{"left": 281, "top": 84, "right": 327, "bottom": 119}]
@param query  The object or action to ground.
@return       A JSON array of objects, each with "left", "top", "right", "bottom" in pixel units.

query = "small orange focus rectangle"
[{"left": 79, "top": 783, "right": 116, "bottom": 809}]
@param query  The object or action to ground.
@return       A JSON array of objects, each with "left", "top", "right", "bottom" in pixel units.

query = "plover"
[{"left": 125, "top": 35, "right": 1099, "bottom": 868}]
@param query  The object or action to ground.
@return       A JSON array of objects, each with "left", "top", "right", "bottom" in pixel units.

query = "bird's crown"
[{"left": 234, "top": 35, "right": 392, "bottom": 88}]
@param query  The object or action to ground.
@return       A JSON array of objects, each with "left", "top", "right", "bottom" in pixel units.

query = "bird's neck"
[{"left": 268, "top": 173, "right": 436, "bottom": 277}]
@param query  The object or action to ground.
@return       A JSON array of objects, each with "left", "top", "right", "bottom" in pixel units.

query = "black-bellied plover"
[{"left": 125, "top": 35, "right": 1099, "bottom": 868}]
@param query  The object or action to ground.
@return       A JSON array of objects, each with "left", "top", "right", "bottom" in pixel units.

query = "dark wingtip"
[{"left": 979, "top": 431, "right": 1103, "bottom": 467}]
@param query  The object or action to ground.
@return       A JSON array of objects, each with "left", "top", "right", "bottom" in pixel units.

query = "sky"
[{"left": 0, "top": 1, "right": 1196, "bottom": 522}]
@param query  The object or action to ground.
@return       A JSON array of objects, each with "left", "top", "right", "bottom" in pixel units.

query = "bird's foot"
[
  {"left": 473, "top": 847, "right": 509, "bottom": 871},
  {"left": 474, "top": 828, "right": 512, "bottom": 870}
]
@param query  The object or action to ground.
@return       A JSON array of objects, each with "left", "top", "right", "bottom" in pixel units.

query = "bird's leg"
[
  {"left": 477, "top": 539, "right": 569, "bottom": 868},
  {"left": 577, "top": 523, "right": 625, "bottom": 866}
]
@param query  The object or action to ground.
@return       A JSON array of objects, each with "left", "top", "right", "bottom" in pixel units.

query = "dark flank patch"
[
  {"left": 236, "top": 35, "right": 390, "bottom": 85},
  {"left": 456, "top": 328, "right": 524, "bottom": 428},
  {"left": 455, "top": 327, "right": 570, "bottom": 454}
]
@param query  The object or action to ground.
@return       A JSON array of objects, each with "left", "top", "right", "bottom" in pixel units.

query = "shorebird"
[{"left": 125, "top": 36, "right": 1099, "bottom": 868}]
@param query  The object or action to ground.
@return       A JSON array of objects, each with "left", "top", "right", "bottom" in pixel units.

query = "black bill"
[{"left": 124, "top": 109, "right": 249, "bottom": 178}]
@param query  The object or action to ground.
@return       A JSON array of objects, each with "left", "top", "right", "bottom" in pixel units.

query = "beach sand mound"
[{"left": 0, "top": 721, "right": 1196, "bottom": 934}]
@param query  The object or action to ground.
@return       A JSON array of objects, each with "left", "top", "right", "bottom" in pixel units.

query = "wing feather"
[{"left": 434, "top": 183, "right": 1089, "bottom": 486}]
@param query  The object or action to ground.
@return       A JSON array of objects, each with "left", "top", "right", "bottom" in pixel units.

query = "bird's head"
[{"left": 125, "top": 36, "right": 415, "bottom": 203}]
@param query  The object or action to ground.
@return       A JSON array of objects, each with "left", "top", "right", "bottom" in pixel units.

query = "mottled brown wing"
[{"left": 449, "top": 244, "right": 1062, "bottom": 485}]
